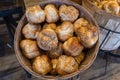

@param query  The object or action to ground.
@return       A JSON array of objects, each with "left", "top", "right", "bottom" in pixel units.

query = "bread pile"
[
  {"left": 20, "top": 4, "right": 98, "bottom": 76},
  {"left": 92, "top": 0, "right": 120, "bottom": 16}
]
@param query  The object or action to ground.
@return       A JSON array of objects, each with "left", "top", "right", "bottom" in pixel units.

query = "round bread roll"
[
  {"left": 76, "top": 25, "right": 98, "bottom": 48},
  {"left": 26, "top": 5, "right": 45, "bottom": 23},
  {"left": 51, "top": 58, "right": 58, "bottom": 75},
  {"left": 45, "top": 4, "right": 59, "bottom": 23},
  {"left": 32, "top": 55, "right": 52, "bottom": 75},
  {"left": 37, "top": 29, "right": 58, "bottom": 51},
  {"left": 74, "top": 18, "right": 89, "bottom": 32},
  {"left": 49, "top": 42, "right": 63, "bottom": 58},
  {"left": 56, "top": 55, "right": 78, "bottom": 75},
  {"left": 63, "top": 37, "right": 84, "bottom": 56},
  {"left": 59, "top": 4, "right": 79, "bottom": 22},
  {"left": 20, "top": 39, "right": 40, "bottom": 59},
  {"left": 56, "top": 21, "right": 74, "bottom": 41},
  {"left": 74, "top": 52, "right": 85, "bottom": 64},
  {"left": 43, "top": 23, "right": 56, "bottom": 30},
  {"left": 22, "top": 23, "right": 41, "bottom": 39},
  {"left": 103, "top": 1, "right": 120, "bottom": 15}
]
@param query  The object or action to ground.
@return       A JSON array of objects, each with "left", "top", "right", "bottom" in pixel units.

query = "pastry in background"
[
  {"left": 92, "top": 0, "right": 120, "bottom": 15},
  {"left": 103, "top": 1, "right": 120, "bottom": 15},
  {"left": 98, "top": 1, "right": 108, "bottom": 9}
]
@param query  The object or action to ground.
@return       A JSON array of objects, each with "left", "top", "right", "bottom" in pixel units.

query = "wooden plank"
[
  {"left": 23, "top": 0, "right": 43, "bottom": 8},
  {"left": 0, "top": 67, "right": 27, "bottom": 80},
  {"left": 0, "top": 54, "right": 20, "bottom": 72},
  {"left": 0, "top": 16, "right": 20, "bottom": 24}
]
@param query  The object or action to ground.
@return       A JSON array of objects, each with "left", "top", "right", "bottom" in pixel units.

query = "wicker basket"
[{"left": 14, "top": 0, "right": 100, "bottom": 79}]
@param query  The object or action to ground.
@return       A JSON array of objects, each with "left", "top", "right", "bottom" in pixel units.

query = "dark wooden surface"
[
  {"left": 0, "top": 0, "right": 24, "bottom": 11},
  {"left": 0, "top": 0, "right": 120, "bottom": 80}
]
